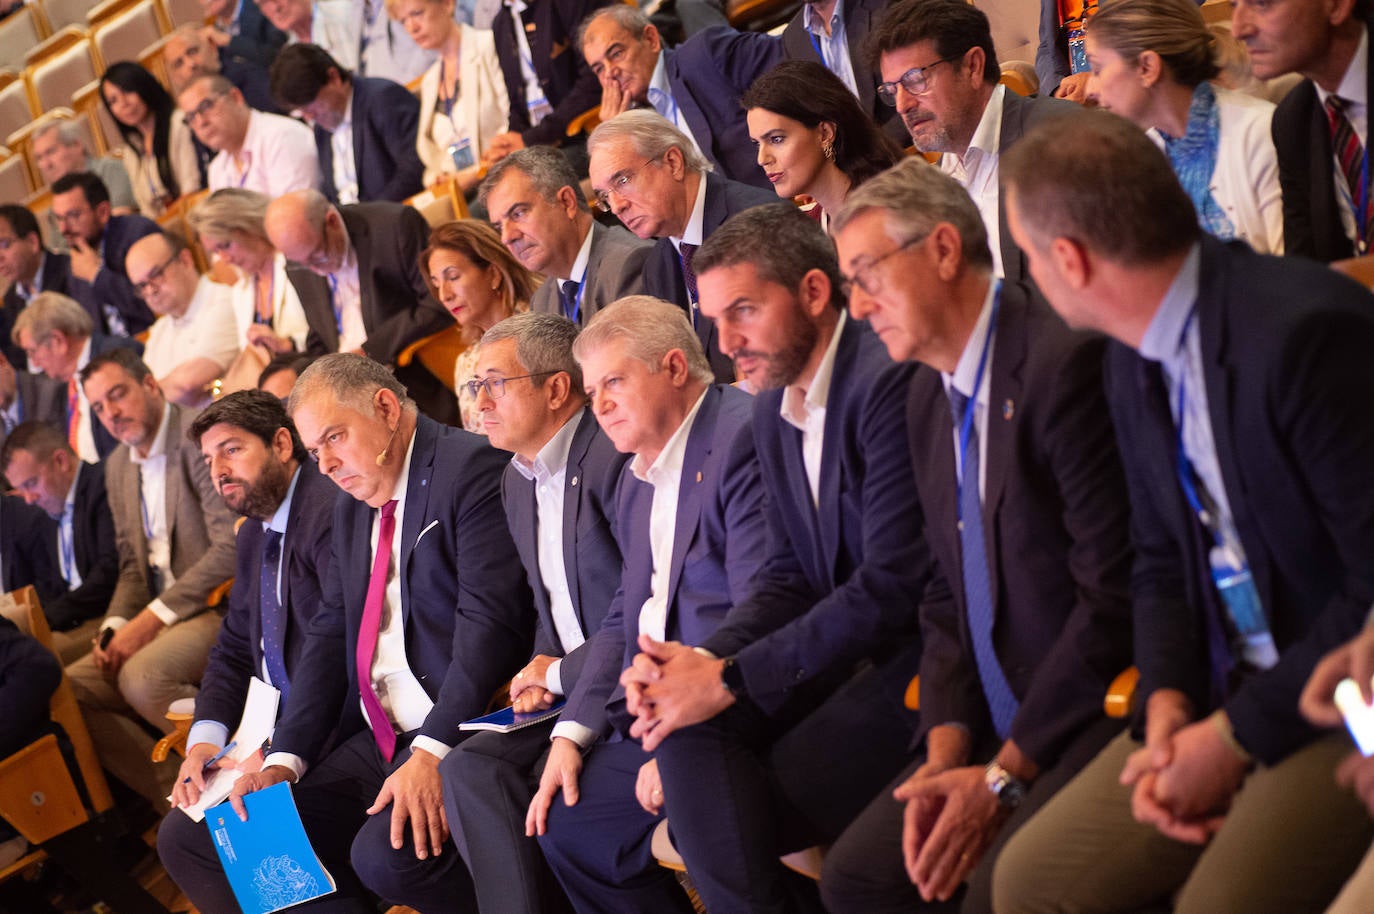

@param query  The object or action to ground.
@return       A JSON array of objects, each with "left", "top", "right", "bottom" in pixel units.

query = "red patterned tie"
[
  {"left": 66, "top": 379, "right": 79, "bottom": 453},
  {"left": 1326, "top": 95, "right": 1370, "bottom": 248},
  {"left": 357, "top": 499, "right": 398, "bottom": 762}
]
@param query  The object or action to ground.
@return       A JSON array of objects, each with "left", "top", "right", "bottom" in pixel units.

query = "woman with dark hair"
[
  {"left": 419, "top": 219, "right": 538, "bottom": 433},
  {"left": 100, "top": 61, "right": 202, "bottom": 218},
  {"left": 1085, "top": 0, "right": 1283, "bottom": 253},
  {"left": 742, "top": 60, "right": 904, "bottom": 230}
]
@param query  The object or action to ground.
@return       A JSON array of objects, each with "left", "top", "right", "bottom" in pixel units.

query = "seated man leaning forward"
[{"left": 156, "top": 353, "right": 534, "bottom": 913}]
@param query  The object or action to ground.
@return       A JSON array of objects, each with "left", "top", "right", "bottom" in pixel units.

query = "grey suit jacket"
[
  {"left": 529, "top": 220, "right": 652, "bottom": 326},
  {"left": 104, "top": 402, "right": 239, "bottom": 621}
]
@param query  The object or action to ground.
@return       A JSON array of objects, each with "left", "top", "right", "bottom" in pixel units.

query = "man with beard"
[
  {"left": 158, "top": 389, "right": 339, "bottom": 897},
  {"left": 870, "top": 0, "right": 1071, "bottom": 284},
  {"left": 615, "top": 204, "right": 931, "bottom": 913}
]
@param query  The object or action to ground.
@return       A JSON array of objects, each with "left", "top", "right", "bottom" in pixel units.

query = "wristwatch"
[
  {"left": 984, "top": 761, "right": 1027, "bottom": 809},
  {"left": 720, "top": 656, "right": 747, "bottom": 699}
]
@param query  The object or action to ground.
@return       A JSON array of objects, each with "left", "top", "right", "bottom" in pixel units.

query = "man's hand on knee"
[
  {"left": 101, "top": 609, "right": 167, "bottom": 676},
  {"left": 367, "top": 747, "right": 449, "bottom": 860}
]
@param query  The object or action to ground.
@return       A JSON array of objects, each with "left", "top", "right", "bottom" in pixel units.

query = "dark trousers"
[
  {"left": 158, "top": 729, "right": 476, "bottom": 913},
  {"left": 652, "top": 642, "right": 924, "bottom": 914},
  {"left": 442, "top": 720, "right": 573, "bottom": 914},
  {"left": 536, "top": 738, "right": 695, "bottom": 914},
  {"left": 820, "top": 714, "right": 1124, "bottom": 914}
]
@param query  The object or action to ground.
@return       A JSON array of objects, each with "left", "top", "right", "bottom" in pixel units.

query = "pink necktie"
[{"left": 357, "top": 499, "right": 398, "bottom": 762}]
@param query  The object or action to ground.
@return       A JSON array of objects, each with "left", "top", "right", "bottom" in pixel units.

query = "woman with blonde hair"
[
  {"left": 189, "top": 188, "right": 322, "bottom": 391},
  {"left": 1085, "top": 0, "right": 1283, "bottom": 253},
  {"left": 389, "top": 0, "right": 509, "bottom": 194},
  {"left": 419, "top": 219, "right": 538, "bottom": 432}
]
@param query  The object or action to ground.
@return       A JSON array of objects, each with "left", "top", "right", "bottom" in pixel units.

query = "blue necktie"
[
  {"left": 949, "top": 388, "right": 1019, "bottom": 738},
  {"left": 559, "top": 279, "right": 581, "bottom": 324},
  {"left": 260, "top": 530, "right": 290, "bottom": 700}
]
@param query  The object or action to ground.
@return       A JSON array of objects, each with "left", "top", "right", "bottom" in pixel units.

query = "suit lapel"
[
  {"left": 814, "top": 321, "right": 858, "bottom": 575},
  {"left": 400, "top": 420, "right": 437, "bottom": 597},
  {"left": 665, "top": 50, "right": 712, "bottom": 160},
  {"left": 983, "top": 288, "right": 1024, "bottom": 523},
  {"left": 561, "top": 411, "right": 595, "bottom": 623},
  {"left": 351, "top": 83, "right": 367, "bottom": 198},
  {"left": 665, "top": 389, "right": 717, "bottom": 619}
]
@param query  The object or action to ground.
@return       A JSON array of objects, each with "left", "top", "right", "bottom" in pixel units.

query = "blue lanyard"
[
  {"left": 954, "top": 280, "right": 1001, "bottom": 518},
  {"left": 1169, "top": 307, "right": 1222, "bottom": 541}
]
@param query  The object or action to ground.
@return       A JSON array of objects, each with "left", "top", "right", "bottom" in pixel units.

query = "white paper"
[{"left": 177, "top": 677, "right": 281, "bottom": 822}]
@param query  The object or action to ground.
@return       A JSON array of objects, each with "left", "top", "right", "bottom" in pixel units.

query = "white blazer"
[{"left": 416, "top": 24, "right": 511, "bottom": 186}]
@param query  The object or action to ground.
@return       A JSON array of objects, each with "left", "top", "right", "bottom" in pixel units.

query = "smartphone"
[{"left": 1334, "top": 677, "right": 1374, "bottom": 755}]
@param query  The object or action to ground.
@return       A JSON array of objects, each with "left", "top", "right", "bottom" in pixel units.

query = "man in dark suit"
[
  {"left": 586, "top": 111, "right": 775, "bottom": 383},
  {"left": 993, "top": 108, "right": 1374, "bottom": 913},
  {"left": 822, "top": 159, "right": 1133, "bottom": 912},
  {"left": 578, "top": 5, "right": 782, "bottom": 189},
  {"left": 0, "top": 352, "right": 65, "bottom": 453},
  {"left": 1235, "top": 0, "right": 1369, "bottom": 262},
  {"left": 482, "top": 0, "right": 617, "bottom": 164},
  {"left": 68, "top": 349, "right": 238, "bottom": 807},
  {"left": 49, "top": 172, "right": 158, "bottom": 340},
  {"left": 173, "top": 354, "right": 532, "bottom": 913},
  {"left": 0, "top": 494, "right": 61, "bottom": 602},
  {"left": 202, "top": 0, "right": 287, "bottom": 69},
  {"left": 157, "top": 390, "right": 339, "bottom": 906},
  {"left": 872, "top": 0, "right": 1073, "bottom": 284},
  {"left": 164, "top": 24, "right": 283, "bottom": 115},
  {"left": 529, "top": 296, "right": 766, "bottom": 913},
  {"left": 11, "top": 292, "right": 140, "bottom": 462},
  {"left": 0, "top": 422, "right": 119, "bottom": 664},
  {"left": 780, "top": 0, "right": 905, "bottom": 143},
  {"left": 269, "top": 44, "right": 425, "bottom": 205},
  {"left": 482, "top": 146, "right": 651, "bottom": 326},
  {"left": 0, "top": 205, "right": 72, "bottom": 371},
  {"left": 265, "top": 190, "right": 459, "bottom": 425},
  {"left": 440, "top": 312, "right": 627, "bottom": 914},
  {"left": 613, "top": 205, "right": 926, "bottom": 913}
]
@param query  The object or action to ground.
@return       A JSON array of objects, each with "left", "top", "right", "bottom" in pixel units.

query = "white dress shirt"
[
  {"left": 124, "top": 403, "right": 179, "bottom": 627},
  {"left": 57, "top": 463, "right": 83, "bottom": 590},
  {"left": 557, "top": 222, "right": 595, "bottom": 286},
  {"left": 330, "top": 91, "right": 360, "bottom": 205},
  {"left": 208, "top": 109, "right": 322, "bottom": 198},
  {"left": 942, "top": 281, "right": 998, "bottom": 501},
  {"left": 510, "top": 409, "right": 587, "bottom": 695},
  {"left": 803, "top": 0, "right": 858, "bottom": 98},
  {"left": 329, "top": 236, "right": 368, "bottom": 353},
  {"left": 73, "top": 337, "right": 97, "bottom": 464},
  {"left": 780, "top": 312, "right": 845, "bottom": 507},
  {"left": 940, "top": 84, "right": 1006, "bottom": 277}
]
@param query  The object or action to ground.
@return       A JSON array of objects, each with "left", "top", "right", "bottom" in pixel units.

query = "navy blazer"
[
  {"left": 493, "top": 0, "right": 615, "bottom": 146},
  {"left": 562, "top": 384, "right": 765, "bottom": 738},
  {"left": 641, "top": 172, "right": 777, "bottom": 383},
  {"left": 662, "top": 27, "right": 783, "bottom": 189},
  {"left": 194, "top": 462, "right": 338, "bottom": 733},
  {"left": 996, "top": 91, "right": 1076, "bottom": 286},
  {"left": 224, "top": 0, "right": 286, "bottom": 69},
  {"left": 1106, "top": 237, "right": 1374, "bottom": 765},
  {"left": 271, "top": 416, "right": 533, "bottom": 763},
  {"left": 907, "top": 285, "right": 1133, "bottom": 767},
  {"left": 1, "top": 252, "right": 72, "bottom": 370},
  {"left": 69, "top": 214, "right": 159, "bottom": 339},
  {"left": 42, "top": 461, "right": 119, "bottom": 632},
  {"left": 700, "top": 320, "right": 930, "bottom": 716},
  {"left": 0, "top": 494, "right": 62, "bottom": 600},
  {"left": 502, "top": 409, "right": 628, "bottom": 693},
  {"left": 1271, "top": 17, "right": 1374, "bottom": 263},
  {"left": 317, "top": 77, "right": 426, "bottom": 204},
  {"left": 0, "top": 616, "right": 61, "bottom": 757}
]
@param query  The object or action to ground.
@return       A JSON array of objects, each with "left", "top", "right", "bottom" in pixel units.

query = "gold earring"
[{"left": 822, "top": 140, "right": 835, "bottom": 161}]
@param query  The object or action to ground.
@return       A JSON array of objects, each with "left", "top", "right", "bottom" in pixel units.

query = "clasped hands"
[{"left": 621, "top": 635, "right": 734, "bottom": 752}]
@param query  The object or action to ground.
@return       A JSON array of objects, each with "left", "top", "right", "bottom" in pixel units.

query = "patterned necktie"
[
  {"left": 1326, "top": 95, "right": 1370, "bottom": 247},
  {"left": 679, "top": 242, "right": 699, "bottom": 328},
  {"left": 948, "top": 388, "right": 1019, "bottom": 738},
  {"left": 357, "top": 500, "right": 398, "bottom": 762},
  {"left": 66, "top": 379, "right": 79, "bottom": 453},
  {"left": 559, "top": 279, "right": 581, "bottom": 323},
  {"left": 260, "top": 529, "right": 291, "bottom": 701}
]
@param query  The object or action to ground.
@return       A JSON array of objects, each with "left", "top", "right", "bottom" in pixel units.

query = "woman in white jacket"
[
  {"left": 390, "top": 0, "right": 510, "bottom": 194},
  {"left": 1084, "top": 0, "right": 1284, "bottom": 255}
]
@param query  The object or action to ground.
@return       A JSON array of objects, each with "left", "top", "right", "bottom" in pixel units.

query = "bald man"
[
  {"left": 163, "top": 24, "right": 281, "bottom": 114},
  {"left": 263, "top": 190, "right": 458, "bottom": 425}
]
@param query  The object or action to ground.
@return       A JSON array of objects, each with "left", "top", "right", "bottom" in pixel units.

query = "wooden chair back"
[{"left": 25, "top": 31, "right": 98, "bottom": 116}]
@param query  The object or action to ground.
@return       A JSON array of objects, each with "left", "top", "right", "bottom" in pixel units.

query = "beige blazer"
[
  {"left": 105, "top": 402, "right": 239, "bottom": 621},
  {"left": 416, "top": 24, "right": 511, "bottom": 186}
]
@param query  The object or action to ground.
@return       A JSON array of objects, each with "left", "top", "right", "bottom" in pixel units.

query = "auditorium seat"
[
  {"left": 0, "top": 5, "right": 50, "bottom": 71},
  {"left": 91, "top": 0, "right": 166, "bottom": 73}
]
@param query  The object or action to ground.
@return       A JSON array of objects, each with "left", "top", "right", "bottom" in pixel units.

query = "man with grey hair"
[
  {"left": 441, "top": 311, "right": 628, "bottom": 913},
  {"left": 12, "top": 291, "right": 138, "bottom": 461},
  {"left": 577, "top": 5, "right": 780, "bottom": 186},
  {"left": 176, "top": 352, "right": 532, "bottom": 913},
  {"left": 528, "top": 295, "right": 766, "bottom": 912},
  {"left": 179, "top": 73, "right": 320, "bottom": 196},
  {"left": 609, "top": 202, "right": 927, "bottom": 913},
  {"left": 482, "top": 146, "right": 651, "bottom": 326},
  {"left": 32, "top": 121, "right": 137, "bottom": 251},
  {"left": 819, "top": 156, "right": 1133, "bottom": 913},
  {"left": 587, "top": 110, "right": 775, "bottom": 384}
]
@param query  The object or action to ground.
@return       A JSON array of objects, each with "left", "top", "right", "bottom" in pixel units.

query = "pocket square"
[{"left": 415, "top": 519, "right": 440, "bottom": 547}]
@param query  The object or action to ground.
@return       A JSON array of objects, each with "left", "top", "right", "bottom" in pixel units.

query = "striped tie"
[{"left": 1326, "top": 95, "right": 1370, "bottom": 248}]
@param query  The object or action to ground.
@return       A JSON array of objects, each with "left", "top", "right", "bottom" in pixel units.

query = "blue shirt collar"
[{"left": 1138, "top": 243, "right": 1201, "bottom": 363}]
